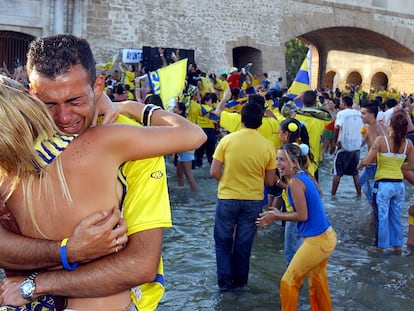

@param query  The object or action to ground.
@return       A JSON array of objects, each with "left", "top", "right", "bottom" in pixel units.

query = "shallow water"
[{"left": 158, "top": 154, "right": 414, "bottom": 311}]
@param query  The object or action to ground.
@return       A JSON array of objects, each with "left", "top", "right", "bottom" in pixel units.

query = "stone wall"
[
  {"left": 86, "top": 1, "right": 339, "bottom": 82},
  {"left": 84, "top": 0, "right": 414, "bottom": 90},
  {"left": 1, "top": 0, "right": 414, "bottom": 91}
]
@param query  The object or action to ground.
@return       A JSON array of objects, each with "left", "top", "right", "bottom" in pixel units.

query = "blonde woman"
[
  {"left": 257, "top": 143, "right": 337, "bottom": 311},
  {"left": 0, "top": 76, "right": 206, "bottom": 310}
]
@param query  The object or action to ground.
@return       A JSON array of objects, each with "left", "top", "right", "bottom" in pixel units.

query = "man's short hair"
[
  {"left": 241, "top": 102, "right": 263, "bottom": 129},
  {"left": 384, "top": 98, "right": 398, "bottom": 109},
  {"left": 341, "top": 95, "right": 354, "bottom": 107},
  {"left": 303, "top": 90, "right": 317, "bottom": 107},
  {"left": 27, "top": 34, "right": 97, "bottom": 86},
  {"left": 363, "top": 103, "right": 379, "bottom": 118},
  {"left": 247, "top": 94, "right": 265, "bottom": 112}
]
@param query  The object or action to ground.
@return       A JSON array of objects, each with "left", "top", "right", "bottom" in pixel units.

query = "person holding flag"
[{"left": 287, "top": 49, "right": 311, "bottom": 107}]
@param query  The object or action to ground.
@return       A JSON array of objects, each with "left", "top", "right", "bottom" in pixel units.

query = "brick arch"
[
  {"left": 370, "top": 72, "right": 389, "bottom": 90},
  {"left": 323, "top": 71, "right": 337, "bottom": 90},
  {"left": 279, "top": 10, "right": 414, "bottom": 54},
  {"left": 225, "top": 36, "right": 266, "bottom": 76},
  {"left": 278, "top": 10, "right": 414, "bottom": 90},
  {"left": 346, "top": 71, "right": 363, "bottom": 86},
  {"left": 232, "top": 46, "right": 262, "bottom": 75}
]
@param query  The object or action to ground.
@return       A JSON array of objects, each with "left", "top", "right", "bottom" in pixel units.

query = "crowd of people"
[
  {"left": 166, "top": 61, "right": 414, "bottom": 309},
  {"left": 1, "top": 35, "right": 414, "bottom": 310}
]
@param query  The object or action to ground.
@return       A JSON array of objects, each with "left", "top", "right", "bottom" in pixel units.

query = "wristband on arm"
[
  {"left": 60, "top": 238, "right": 78, "bottom": 271},
  {"left": 141, "top": 104, "right": 162, "bottom": 126}
]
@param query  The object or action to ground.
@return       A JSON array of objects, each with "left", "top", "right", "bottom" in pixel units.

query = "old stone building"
[{"left": 1, "top": 0, "right": 414, "bottom": 92}]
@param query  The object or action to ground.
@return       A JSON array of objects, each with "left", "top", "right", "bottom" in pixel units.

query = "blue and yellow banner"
[
  {"left": 148, "top": 59, "right": 188, "bottom": 111},
  {"left": 287, "top": 50, "right": 311, "bottom": 106}
]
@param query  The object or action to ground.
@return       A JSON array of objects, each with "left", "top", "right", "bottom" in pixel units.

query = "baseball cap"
[{"left": 229, "top": 67, "right": 238, "bottom": 74}]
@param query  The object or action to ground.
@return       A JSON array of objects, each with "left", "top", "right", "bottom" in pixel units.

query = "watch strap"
[{"left": 28, "top": 271, "right": 39, "bottom": 281}]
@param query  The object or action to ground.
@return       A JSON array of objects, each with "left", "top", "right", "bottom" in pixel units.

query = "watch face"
[{"left": 20, "top": 280, "right": 35, "bottom": 299}]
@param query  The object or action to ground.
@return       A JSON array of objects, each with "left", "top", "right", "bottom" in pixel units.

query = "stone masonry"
[{"left": 1, "top": 0, "right": 414, "bottom": 91}]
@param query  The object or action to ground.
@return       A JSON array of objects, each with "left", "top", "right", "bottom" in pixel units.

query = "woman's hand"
[
  {"left": 256, "top": 209, "right": 281, "bottom": 227},
  {"left": 91, "top": 92, "right": 119, "bottom": 127},
  {"left": 66, "top": 208, "right": 128, "bottom": 263},
  {"left": 0, "top": 275, "right": 27, "bottom": 307}
]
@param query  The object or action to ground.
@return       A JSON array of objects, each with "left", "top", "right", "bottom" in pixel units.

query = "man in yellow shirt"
[{"left": 210, "top": 102, "right": 276, "bottom": 291}]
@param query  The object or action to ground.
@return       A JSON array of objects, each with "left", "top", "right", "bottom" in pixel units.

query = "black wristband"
[{"left": 141, "top": 104, "right": 162, "bottom": 126}]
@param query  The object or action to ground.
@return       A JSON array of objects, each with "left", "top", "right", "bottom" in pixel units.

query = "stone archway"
[
  {"left": 322, "top": 70, "right": 337, "bottom": 90},
  {"left": 0, "top": 31, "right": 35, "bottom": 74},
  {"left": 371, "top": 72, "right": 388, "bottom": 90},
  {"left": 232, "top": 46, "right": 262, "bottom": 75},
  {"left": 286, "top": 21, "right": 414, "bottom": 92},
  {"left": 346, "top": 71, "right": 362, "bottom": 87}
]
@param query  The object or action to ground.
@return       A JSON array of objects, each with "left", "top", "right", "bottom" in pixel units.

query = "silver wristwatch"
[{"left": 19, "top": 272, "right": 39, "bottom": 301}]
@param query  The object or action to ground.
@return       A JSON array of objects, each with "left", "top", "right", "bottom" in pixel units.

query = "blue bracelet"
[{"left": 60, "top": 238, "right": 78, "bottom": 271}]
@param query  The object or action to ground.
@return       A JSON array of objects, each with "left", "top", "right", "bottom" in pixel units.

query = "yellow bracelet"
[{"left": 61, "top": 237, "right": 69, "bottom": 247}]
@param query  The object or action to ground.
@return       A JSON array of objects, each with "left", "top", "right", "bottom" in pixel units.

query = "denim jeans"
[
  {"left": 373, "top": 181, "right": 405, "bottom": 248},
  {"left": 284, "top": 221, "right": 303, "bottom": 265},
  {"left": 358, "top": 165, "right": 376, "bottom": 205},
  {"left": 214, "top": 199, "right": 263, "bottom": 290}
]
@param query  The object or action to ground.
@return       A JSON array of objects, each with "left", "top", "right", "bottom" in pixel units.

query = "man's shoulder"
[
  {"left": 336, "top": 108, "right": 358, "bottom": 118},
  {"left": 373, "top": 124, "right": 387, "bottom": 139},
  {"left": 344, "top": 108, "right": 361, "bottom": 115},
  {"left": 262, "top": 116, "right": 279, "bottom": 124},
  {"left": 247, "top": 128, "right": 272, "bottom": 142},
  {"left": 384, "top": 108, "right": 395, "bottom": 117},
  {"left": 296, "top": 115, "right": 327, "bottom": 132},
  {"left": 336, "top": 109, "right": 346, "bottom": 116},
  {"left": 353, "top": 109, "right": 362, "bottom": 116},
  {"left": 221, "top": 110, "right": 241, "bottom": 125},
  {"left": 115, "top": 114, "right": 142, "bottom": 126},
  {"left": 366, "top": 125, "right": 378, "bottom": 139}
]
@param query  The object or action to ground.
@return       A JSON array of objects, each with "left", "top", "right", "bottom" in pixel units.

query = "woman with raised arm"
[{"left": 0, "top": 76, "right": 206, "bottom": 311}]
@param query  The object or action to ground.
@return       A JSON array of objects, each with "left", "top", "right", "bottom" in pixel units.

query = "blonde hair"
[{"left": 0, "top": 76, "right": 70, "bottom": 236}]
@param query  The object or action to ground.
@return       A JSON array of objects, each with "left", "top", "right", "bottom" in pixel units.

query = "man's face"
[
  {"left": 29, "top": 64, "right": 97, "bottom": 134},
  {"left": 360, "top": 107, "right": 372, "bottom": 124}
]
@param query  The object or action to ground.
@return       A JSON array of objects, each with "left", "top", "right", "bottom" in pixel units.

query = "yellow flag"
[
  {"left": 96, "top": 52, "right": 119, "bottom": 71},
  {"left": 149, "top": 59, "right": 188, "bottom": 111}
]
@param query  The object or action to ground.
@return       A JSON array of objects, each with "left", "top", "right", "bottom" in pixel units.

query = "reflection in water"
[{"left": 159, "top": 157, "right": 414, "bottom": 311}]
